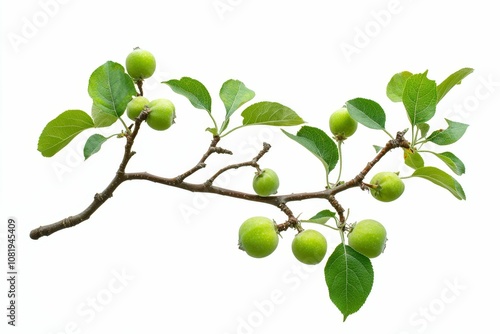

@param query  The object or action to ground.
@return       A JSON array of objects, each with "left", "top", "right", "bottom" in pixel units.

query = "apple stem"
[
  {"left": 136, "top": 79, "right": 144, "bottom": 96},
  {"left": 334, "top": 140, "right": 344, "bottom": 186},
  {"left": 361, "top": 182, "right": 377, "bottom": 189}
]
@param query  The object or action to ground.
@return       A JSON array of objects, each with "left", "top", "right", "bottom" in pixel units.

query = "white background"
[{"left": 1, "top": 0, "right": 499, "bottom": 333}]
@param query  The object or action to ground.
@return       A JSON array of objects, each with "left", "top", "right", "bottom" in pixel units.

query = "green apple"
[
  {"left": 292, "top": 229, "right": 327, "bottom": 265},
  {"left": 126, "top": 48, "right": 156, "bottom": 80},
  {"left": 370, "top": 172, "right": 405, "bottom": 202},
  {"left": 238, "top": 216, "right": 279, "bottom": 258},
  {"left": 146, "top": 99, "right": 176, "bottom": 131},
  {"left": 348, "top": 219, "right": 387, "bottom": 258},
  {"left": 253, "top": 168, "right": 280, "bottom": 197},
  {"left": 126, "top": 96, "right": 150, "bottom": 121},
  {"left": 329, "top": 107, "right": 358, "bottom": 140}
]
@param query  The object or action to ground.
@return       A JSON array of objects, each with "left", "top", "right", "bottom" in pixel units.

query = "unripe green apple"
[
  {"left": 348, "top": 219, "right": 387, "bottom": 258},
  {"left": 126, "top": 96, "right": 150, "bottom": 121},
  {"left": 125, "top": 48, "right": 156, "bottom": 80},
  {"left": 329, "top": 107, "right": 358, "bottom": 140},
  {"left": 253, "top": 168, "right": 280, "bottom": 197},
  {"left": 370, "top": 172, "right": 405, "bottom": 202},
  {"left": 292, "top": 229, "right": 327, "bottom": 265},
  {"left": 146, "top": 99, "right": 176, "bottom": 131},
  {"left": 238, "top": 216, "right": 279, "bottom": 258}
]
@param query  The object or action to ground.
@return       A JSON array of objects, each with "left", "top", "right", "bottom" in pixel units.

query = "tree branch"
[
  {"left": 30, "top": 110, "right": 148, "bottom": 240},
  {"left": 174, "top": 136, "right": 232, "bottom": 184},
  {"left": 206, "top": 142, "right": 270, "bottom": 185},
  {"left": 30, "top": 123, "right": 410, "bottom": 240}
]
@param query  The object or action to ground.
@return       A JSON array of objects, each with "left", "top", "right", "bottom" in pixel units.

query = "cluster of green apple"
[
  {"left": 329, "top": 107, "right": 406, "bottom": 257},
  {"left": 238, "top": 216, "right": 329, "bottom": 264},
  {"left": 125, "top": 48, "right": 176, "bottom": 131},
  {"left": 329, "top": 107, "right": 405, "bottom": 202},
  {"left": 237, "top": 169, "right": 327, "bottom": 264},
  {"left": 124, "top": 49, "right": 400, "bottom": 263},
  {"left": 124, "top": 49, "right": 390, "bottom": 263},
  {"left": 241, "top": 172, "right": 331, "bottom": 265},
  {"left": 237, "top": 215, "right": 386, "bottom": 262},
  {"left": 237, "top": 107, "right": 409, "bottom": 263}
]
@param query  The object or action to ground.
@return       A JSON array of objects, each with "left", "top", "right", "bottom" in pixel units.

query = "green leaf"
[
  {"left": 303, "top": 210, "right": 336, "bottom": 224},
  {"left": 282, "top": 126, "right": 338, "bottom": 174},
  {"left": 241, "top": 101, "right": 305, "bottom": 126},
  {"left": 373, "top": 145, "right": 383, "bottom": 153},
  {"left": 83, "top": 134, "right": 108, "bottom": 160},
  {"left": 404, "top": 148, "right": 424, "bottom": 169},
  {"left": 206, "top": 127, "right": 218, "bottom": 135},
  {"left": 220, "top": 79, "right": 255, "bottom": 132},
  {"left": 386, "top": 71, "right": 412, "bottom": 102},
  {"left": 426, "top": 151, "right": 466, "bottom": 175},
  {"left": 402, "top": 72, "right": 437, "bottom": 125},
  {"left": 38, "top": 110, "right": 94, "bottom": 157},
  {"left": 417, "top": 123, "right": 430, "bottom": 138},
  {"left": 345, "top": 98, "right": 386, "bottom": 130},
  {"left": 88, "top": 61, "right": 137, "bottom": 118},
  {"left": 324, "top": 243, "right": 374, "bottom": 321},
  {"left": 437, "top": 68, "right": 474, "bottom": 103},
  {"left": 164, "top": 77, "right": 212, "bottom": 112},
  {"left": 427, "top": 119, "right": 468, "bottom": 145},
  {"left": 411, "top": 166, "right": 466, "bottom": 200},
  {"left": 91, "top": 103, "right": 118, "bottom": 128}
]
